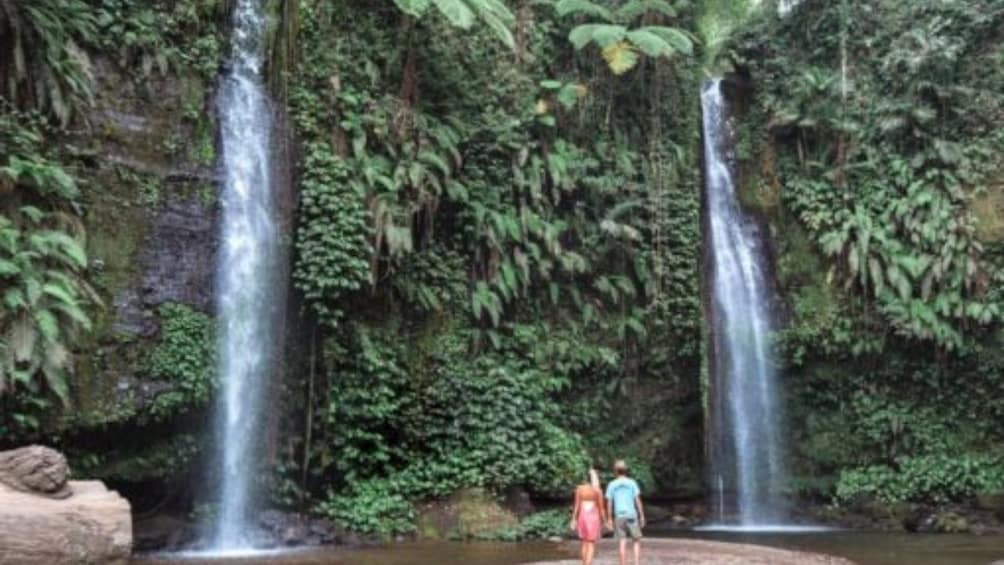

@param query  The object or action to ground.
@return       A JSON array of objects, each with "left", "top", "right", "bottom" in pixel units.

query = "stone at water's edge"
[
  {"left": 524, "top": 538, "right": 856, "bottom": 565},
  {"left": 0, "top": 446, "right": 131, "bottom": 565},
  {"left": 0, "top": 481, "right": 132, "bottom": 565}
]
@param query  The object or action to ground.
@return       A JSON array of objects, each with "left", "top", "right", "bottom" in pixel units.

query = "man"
[{"left": 605, "top": 460, "right": 645, "bottom": 565}]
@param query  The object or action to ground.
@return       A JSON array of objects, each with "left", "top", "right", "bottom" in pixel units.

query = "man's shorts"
[{"left": 614, "top": 517, "right": 643, "bottom": 540}]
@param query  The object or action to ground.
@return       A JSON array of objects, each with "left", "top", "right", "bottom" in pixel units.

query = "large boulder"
[{"left": 0, "top": 446, "right": 132, "bottom": 565}]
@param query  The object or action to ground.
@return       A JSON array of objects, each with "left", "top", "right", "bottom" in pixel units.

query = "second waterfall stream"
[{"left": 702, "top": 78, "right": 788, "bottom": 527}]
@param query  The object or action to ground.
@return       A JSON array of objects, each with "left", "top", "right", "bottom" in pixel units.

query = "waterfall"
[
  {"left": 701, "top": 79, "right": 788, "bottom": 527},
  {"left": 212, "top": 0, "right": 280, "bottom": 550},
  {"left": 777, "top": 0, "right": 802, "bottom": 15}
]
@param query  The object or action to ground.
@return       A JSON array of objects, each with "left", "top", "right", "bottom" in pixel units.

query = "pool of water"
[
  {"left": 134, "top": 541, "right": 573, "bottom": 565},
  {"left": 134, "top": 532, "right": 1004, "bottom": 565},
  {"left": 675, "top": 530, "right": 1004, "bottom": 565}
]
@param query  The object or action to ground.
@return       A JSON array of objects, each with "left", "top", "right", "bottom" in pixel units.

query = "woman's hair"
[{"left": 588, "top": 468, "right": 601, "bottom": 490}]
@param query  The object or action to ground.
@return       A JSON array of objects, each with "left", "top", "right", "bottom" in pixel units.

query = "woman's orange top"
[{"left": 576, "top": 484, "right": 602, "bottom": 503}]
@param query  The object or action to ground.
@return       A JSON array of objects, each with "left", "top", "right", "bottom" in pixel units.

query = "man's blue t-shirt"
[{"left": 605, "top": 477, "right": 640, "bottom": 519}]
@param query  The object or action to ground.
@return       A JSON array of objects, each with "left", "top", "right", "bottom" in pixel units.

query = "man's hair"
[{"left": 614, "top": 459, "right": 628, "bottom": 476}]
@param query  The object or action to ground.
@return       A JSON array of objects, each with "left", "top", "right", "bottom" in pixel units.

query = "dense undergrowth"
[
  {"left": 283, "top": 0, "right": 703, "bottom": 534},
  {"left": 724, "top": 0, "right": 1004, "bottom": 505},
  {"left": 1, "top": 0, "right": 1003, "bottom": 538}
]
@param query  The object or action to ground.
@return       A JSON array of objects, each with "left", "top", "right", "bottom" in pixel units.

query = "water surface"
[
  {"left": 134, "top": 533, "right": 1004, "bottom": 565},
  {"left": 673, "top": 530, "right": 1004, "bottom": 565}
]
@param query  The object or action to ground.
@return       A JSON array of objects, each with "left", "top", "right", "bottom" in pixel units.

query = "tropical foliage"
[
  {"left": 550, "top": 0, "right": 695, "bottom": 74},
  {"left": 2, "top": 0, "right": 1003, "bottom": 538},
  {"left": 726, "top": 0, "right": 1004, "bottom": 505},
  {"left": 0, "top": 0, "right": 97, "bottom": 125},
  {"left": 0, "top": 111, "right": 96, "bottom": 431}
]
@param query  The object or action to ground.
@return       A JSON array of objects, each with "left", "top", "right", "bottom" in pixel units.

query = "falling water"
[
  {"left": 213, "top": 0, "right": 280, "bottom": 550},
  {"left": 777, "top": 0, "right": 802, "bottom": 15},
  {"left": 702, "top": 79, "right": 788, "bottom": 527}
]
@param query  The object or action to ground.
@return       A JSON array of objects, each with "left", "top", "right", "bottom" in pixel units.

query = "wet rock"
[
  {"left": 905, "top": 509, "right": 969, "bottom": 533},
  {"left": 975, "top": 492, "right": 1004, "bottom": 520},
  {"left": 137, "top": 189, "right": 218, "bottom": 313},
  {"left": 503, "top": 486, "right": 536, "bottom": 517},
  {"left": 255, "top": 509, "right": 341, "bottom": 546},
  {"left": 933, "top": 512, "right": 969, "bottom": 533},
  {"left": 903, "top": 508, "right": 937, "bottom": 533},
  {"left": 133, "top": 515, "right": 197, "bottom": 552}
]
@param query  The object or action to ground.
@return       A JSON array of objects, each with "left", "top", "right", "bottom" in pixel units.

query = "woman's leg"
[
  {"left": 585, "top": 540, "right": 595, "bottom": 565},
  {"left": 580, "top": 540, "right": 588, "bottom": 565}
]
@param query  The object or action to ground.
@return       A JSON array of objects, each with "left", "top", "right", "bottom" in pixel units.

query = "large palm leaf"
[{"left": 394, "top": 0, "right": 516, "bottom": 48}]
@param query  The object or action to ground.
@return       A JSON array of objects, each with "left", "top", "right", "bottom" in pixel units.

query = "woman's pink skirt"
[{"left": 577, "top": 504, "right": 601, "bottom": 542}]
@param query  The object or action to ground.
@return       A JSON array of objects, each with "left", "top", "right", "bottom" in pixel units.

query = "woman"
[{"left": 571, "top": 467, "right": 606, "bottom": 565}]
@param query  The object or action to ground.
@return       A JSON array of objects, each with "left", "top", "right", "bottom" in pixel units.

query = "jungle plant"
[
  {"left": 393, "top": 0, "right": 517, "bottom": 48},
  {"left": 0, "top": 207, "right": 95, "bottom": 402},
  {"left": 551, "top": 0, "right": 695, "bottom": 74},
  {"left": 0, "top": 0, "right": 97, "bottom": 125},
  {"left": 146, "top": 303, "right": 216, "bottom": 421}
]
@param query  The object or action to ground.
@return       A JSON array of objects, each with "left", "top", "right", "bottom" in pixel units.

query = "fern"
[
  {"left": 0, "top": 0, "right": 97, "bottom": 125},
  {"left": 395, "top": 0, "right": 515, "bottom": 48},
  {"left": 555, "top": 0, "right": 613, "bottom": 20},
  {"left": 615, "top": 0, "right": 678, "bottom": 22},
  {"left": 0, "top": 209, "right": 97, "bottom": 403},
  {"left": 602, "top": 41, "right": 639, "bottom": 75},
  {"left": 561, "top": 1, "right": 695, "bottom": 74}
]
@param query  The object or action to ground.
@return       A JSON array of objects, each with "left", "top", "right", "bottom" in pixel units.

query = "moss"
[
  {"left": 416, "top": 489, "right": 519, "bottom": 541},
  {"left": 972, "top": 176, "right": 1004, "bottom": 244}
]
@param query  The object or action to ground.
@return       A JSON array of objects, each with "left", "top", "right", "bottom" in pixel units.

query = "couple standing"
[{"left": 571, "top": 460, "right": 645, "bottom": 565}]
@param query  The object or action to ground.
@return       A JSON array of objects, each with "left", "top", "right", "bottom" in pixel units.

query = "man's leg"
[
  {"left": 618, "top": 538, "right": 627, "bottom": 565},
  {"left": 633, "top": 539, "right": 641, "bottom": 565}
]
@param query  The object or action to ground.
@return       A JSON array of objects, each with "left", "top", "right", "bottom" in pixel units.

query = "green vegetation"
[
  {"left": 0, "top": 110, "right": 97, "bottom": 435},
  {"left": 1, "top": 0, "right": 1003, "bottom": 538},
  {"left": 146, "top": 303, "right": 216, "bottom": 421},
  {"left": 724, "top": 0, "right": 1004, "bottom": 506},
  {"left": 281, "top": 0, "right": 702, "bottom": 534}
]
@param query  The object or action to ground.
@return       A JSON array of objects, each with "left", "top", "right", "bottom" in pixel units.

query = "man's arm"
[
  {"left": 635, "top": 495, "right": 646, "bottom": 528},
  {"left": 606, "top": 498, "right": 614, "bottom": 527}
]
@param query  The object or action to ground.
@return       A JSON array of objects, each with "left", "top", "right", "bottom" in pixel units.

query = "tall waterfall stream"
[
  {"left": 702, "top": 79, "right": 789, "bottom": 527},
  {"left": 212, "top": 0, "right": 281, "bottom": 550}
]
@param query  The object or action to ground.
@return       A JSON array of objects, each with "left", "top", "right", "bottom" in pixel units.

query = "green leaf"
[
  {"left": 0, "top": 259, "right": 20, "bottom": 276},
  {"left": 555, "top": 0, "right": 613, "bottom": 21},
  {"left": 556, "top": 84, "right": 580, "bottom": 109},
  {"left": 615, "top": 0, "right": 677, "bottom": 22},
  {"left": 636, "top": 26, "right": 693, "bottom": 55},
  {"left": 626, "top": 29, "right": 674, "bottom": 57},
  {"left": 394, "top": 0, "right": 431, "bottom": 17},
  {"left": 569, "top": 24, "right": 627, "bottom": 50},
  {"left": 431, "top": 0, "right": 475, "bottom": 28}
]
